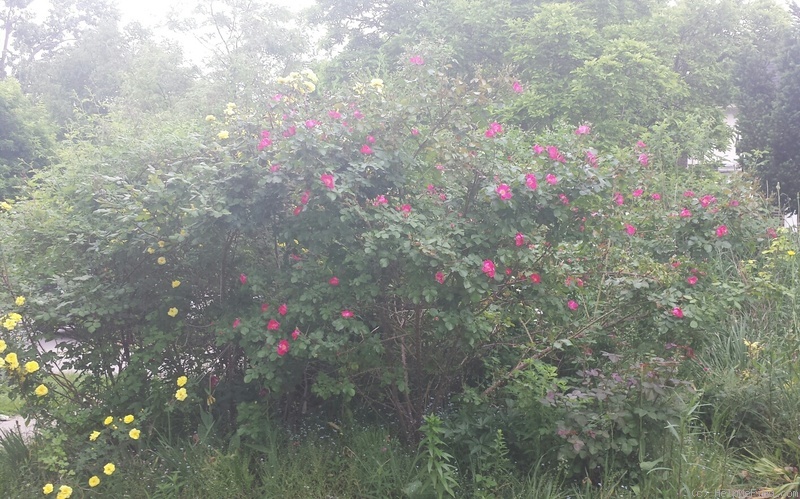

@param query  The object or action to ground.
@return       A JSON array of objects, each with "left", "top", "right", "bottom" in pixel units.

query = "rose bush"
[{"left": 0, "top": 55, "right": 779, "bottom": 486}]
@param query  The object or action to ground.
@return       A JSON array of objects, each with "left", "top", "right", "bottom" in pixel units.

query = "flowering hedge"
[{"left": 0, "top": 56, "right": 780, "bottom": 484}]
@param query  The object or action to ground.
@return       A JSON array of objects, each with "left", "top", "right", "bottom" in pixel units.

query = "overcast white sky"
[{"left": 113, "top": 0, "right": 316, "bottom": 27}]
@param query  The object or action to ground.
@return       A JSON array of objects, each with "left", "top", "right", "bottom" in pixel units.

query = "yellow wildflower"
[
  {"left": 369, "top": 78, "right": 384, "bottom": 92},
  {"left": 123, "top": 414, "right": 134, "bottom": 424},
  {"left": 168, "top": 307, "right": 178, "bottom": 317},
  {"left": 14, "top": 296, "right": 25, "bottom": 306},
  {"left": 43, "top": 483, "right": 54, "bottom": 494},
  {"left": 3, "top": 312, "right": 22, "bottom": 330},
  {"left": 24, "top": 360, "right": 39, "bottom": 373},
  {"left": 0, "top": 339, "right": 6, "bottom": 353},
  {"left": 172, "top": 280, "right": 181, "bottom": 288},
  {"left": 217, "top": 130, "right": 229, "bottom": 140},
  {"left": 158, "top": 240, "right": 165, "bottom": 248},
  {"left": 129, "top": 428, "right": 140, "bottom": 440},
  {"left": 0, "top": 201, "right": 11, "bottom": 211},
  {"left": 303, "top": 81, "right": 316, "bottom": 93},
  {"left": 89, "top": 430, "right": 100, "bottom": 441},
  {"left": 789, "top": 250, "right": 796, "bottom": 256},
  {"left": 57, "top": 485, "right": 73, "bottom": 499},
  {"left": 89, "top": 476, "right": 100, "bottom": 487},
  {"left": 301, "top": 68, "right": 318, "bottom": 83},
  {"left": 5, "top": 352, "right": 19, "bottom": 370},
  {"left": 0, "top": 358, "right": 4, "bottom": 367},
  {"left": 103, "top": 416, "right": 113, "bottom": 425},
  {"left": 103, "top": 463, "right": 115, "bottom": 475},
  {"left": 177, "top": 375, "right": 188, "bottom": 387},
  {"left": 175, "top": 388, "right": 188, "bottom": 401},
  {"left": 205, "top": 115, "right": 216, "bottom": 122},
  {"left": 157, "top": 257, "right": 166, "bottom": 265},
  {"left": 35, "top": 384, "right": 48, "bottom": 397}
]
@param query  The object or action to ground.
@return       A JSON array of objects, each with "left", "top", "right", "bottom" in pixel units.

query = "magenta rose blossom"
[{"left": 482, "top": 260, "right": 496, "bottom": 279}]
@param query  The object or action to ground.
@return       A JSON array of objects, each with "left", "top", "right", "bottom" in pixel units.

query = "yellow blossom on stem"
[
  {"left": 43, "top": 483, "right": 54, "bottom": 494},
  {"left": 205, "top": 114, "right": 216, "bottom": 122},
  {"left": 168, "top": 307, "right": 178, "bottom": 317},
  {"left": 217, "top": 130, "right": 229, "bottom": 140},
  {"left": 157, "top": 257, "right": 166, "bottom": 265},
  {"left": 24, "top": 360, "right": 39, "bottom": 373},
  {"left": 5, "top": 352, "right": 19, "bottom": 370},
  {"left": 157, "top": 240, "right": 165, "bottom": 248},
  {"left": 123, "top": 414, "right": 134, "bottom": 424},
  {"left": 89, "top": 430, "right": 100, "bottom": 441},
  {"left": 57, "top": 485, "right": 73, "bottom": 499},
  {"left": 103, "top": 416, "right": 113, "bottom": 426},
  {"left": 172, "top": 280, "right": 181, "bottom": 288},
  {"left": 147, "top": 247, "right": 155, "bottom": 254},
  {"left": 175, "top": 388, "right": 188, "bottom": 401},
  {"left": 103, "top": 463, "right": 115, "bottom": 475},
  {"left": 129, "top": 428, "right": 140, "bottom": 440},
  {"left": 14, "top": 296, "right": 25, "bottom": 306},
  {"left": 0, "top": 201, "right": 12, "bottom": 211},
  {"left": 88, "top": 476, "right": 100, "bottom": 487},
  {"left": 177, "top": 375, "right": 187, "bottom": 387},
  {"left": 35, "top": 384, "right": 48, "bottom": 396}
]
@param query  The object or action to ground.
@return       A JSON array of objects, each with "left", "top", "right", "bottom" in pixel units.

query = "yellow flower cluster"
[
  {"left": 43, "top": 483, "right": 73, "bottom": 497},
  {"left": 14, "top": 296, "right": 25, "bottom": 306},
  {"left": 175, "top": 376, "right": 188, "bottom": 401},
  {"left": 2, "top": 312, "right": 22, "bottom": 330},
  {"left": 168, "top": 307, "right": 178, "bottom": 317},
  {"left": 744, "top": 339, "right": 764, "bottom": 358},
  {"left": 275, "top": 69, "right": 318, "bottom": 94},
  {"left": 0, "top": 201, "right": 12, "bottom": 211}
]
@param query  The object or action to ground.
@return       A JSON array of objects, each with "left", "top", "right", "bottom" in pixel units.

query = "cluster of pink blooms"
[
  {"left": 409, "top": 55, "right": 424, "bottom": 65},
  {"left": 257, "top": 130, "right": 272, "bottom": 151},
  {"left": 485, "top": 122, "right": 503, "bottom": 138}
]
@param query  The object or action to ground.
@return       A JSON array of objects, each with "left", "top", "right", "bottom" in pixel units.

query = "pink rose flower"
[
  {"left": 292, "top": 329, "right": 301, "bottom": 341},
  {"left": 716, "top": 225, "right": 728, "bottom": 238},
  {"left": 276, "top": 339, "right": 290, "bottom": 356},
  {"left": 482, "top": 260, "right": 496, "bottom": 279},
  {"left": 341, "top": 310, "right": 354, "bottom": 318},
  {"left": 525, "top": 173, "right": 538, "bottom": 190},
  {"left": 530, "top": 273, "right": 541, "bottom": 284},
  {"left": 496, "top": 184, "right": 513, "bottom": 200},
  {"left": 267, "top": 319, "right": 280, "bottom": 330},
  {"left": 435, "top": 271, "right": 445, "bottom": 284},
  {"left": 278, "top": 303, "right": 288, "bottom": 316},
  {"left": 361, "top": 144, "right": 373, "bottom": 154},
  {"left": 321, "top": 173, "right": 335, "bottom": 190},
  {"left": 239, "top": 273, "right": 247, "bottom": 284},
  {"left": 567, "top": 300, "right": 579, "bottom": 311},
  {"left": 624, "top": 224, "right": 636, "bottom": 236},
  {"left": 575, "top": 125, "right": 591, "bottom": 135},
  {"left": 672, "top": 307, "right": 684, "bottom": 318},
  {"left": 512, "top": 81, "right": 523, "bottom": 93},
  {"left": 545, "top": 174, "right": 558, "bottom": 185},
  {"left": 329, "top": 277, "right": 339, "bottom": 286}
]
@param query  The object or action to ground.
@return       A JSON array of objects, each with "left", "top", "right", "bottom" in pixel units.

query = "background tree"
[{"left": 0, "top": 77, "right": 55, "bottom": 197}]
